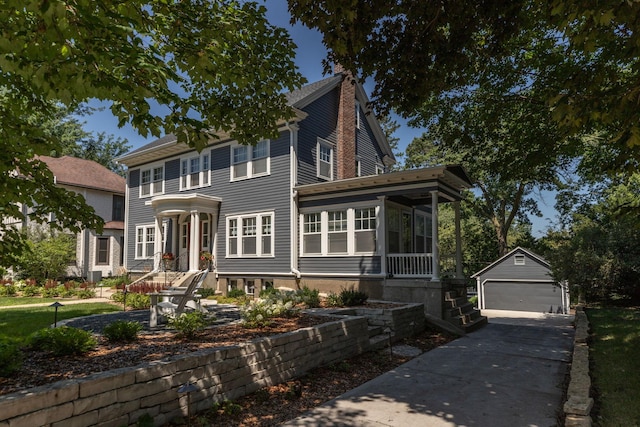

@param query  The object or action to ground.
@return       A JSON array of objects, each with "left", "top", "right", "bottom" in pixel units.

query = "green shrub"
[
  {"left": 169, "top": 312, "right": 208, "bottom": 339},
  {"left": 325, "top": 292, "right": 342, "bottom": 307},
  {"left": 21, "top": 285, "right": 42, "bottom": 297},
  {"left": 101, "top": 276, "right": 130, "bottom": 289},
  {"left": 259, "top": 286, "right": 279, "bottom": 298},
  {"left": 103, "top": 320, "right": 143, "bottom": 342},
  {"left": 111, "top": 292, "right": 150, "bottom": 309},
  {"left": 0, "top": 342, "right": 23, "bottom": 376},
  {"left": 75, "top": 288, "right": 96, "bottom": 299},
  {"left": 29, "top": 326, "right": 97, "bottom": 356},
  {"left": 297, "top": 286, "right": 321, "bottom": 308},
  {"left": 212, "top": 400, "right": 242, "bottom": 416},
  {"left": 0, "top": 284, "right": 17, "bottom": 297},
  {"left": 42, "top": 285, "right": 61, "bottom": 298},
  {"left": 469, "top": 295, "right": 478, "bottom": 306},
  {"left": 227, "top": 288, "right": 246, "bottom": 298},
  {"left": 339, "top": 286, "right": 368, "bottom": 306},
  {"left": 241, "top": 297, "right": 299, "bottom": 328},
  {"left": 199, "top": 288, "right": 216, "bottom": 298}
]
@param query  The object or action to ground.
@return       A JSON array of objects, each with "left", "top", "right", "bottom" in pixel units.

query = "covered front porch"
[{"left": 145, "top": 193, "right": 221, "bottom": 273}]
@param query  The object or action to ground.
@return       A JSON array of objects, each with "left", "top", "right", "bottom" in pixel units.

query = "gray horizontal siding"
[
  {"left": 214, "top": 133, "right": 291, "bottom": 274},
  {"left": 125, "top": 136, "right": 291, "bottom": 274},
  {"left": 356, "top": 106, "right": 386, "bottom": 176},
  {"left": 299, "top": 193, "right": 381, "bottom": 209},
  {"left": 299, "top": 256, "right": 381, "bottom": 275},
  {"left": 477, "top": 255, "right": 553, "bottom": 282},
  {"left": 297, "top": 88, "right": 339, "bottom": 185}
]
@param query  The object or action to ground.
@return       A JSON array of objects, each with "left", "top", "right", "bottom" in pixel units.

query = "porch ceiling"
[{"left": 295, "top": 165, "right": 472, "bottom": 204}]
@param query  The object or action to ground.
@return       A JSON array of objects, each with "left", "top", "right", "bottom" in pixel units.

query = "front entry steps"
[{"left": 444, "top": 290, "right": 487, "bottom": 333}]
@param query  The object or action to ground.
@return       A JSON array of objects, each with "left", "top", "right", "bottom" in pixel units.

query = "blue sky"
[{"left": 80, "top": 0, "right": 556, "bottom": 236}]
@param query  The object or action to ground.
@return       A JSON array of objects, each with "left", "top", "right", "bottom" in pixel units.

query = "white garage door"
[{"left": 484, "top": 281, "right": 563, "bottom": 313}]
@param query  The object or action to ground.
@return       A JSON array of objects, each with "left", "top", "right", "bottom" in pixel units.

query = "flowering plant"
[
  {"left": 199, "top": 251, "right": 213, "bottom": 261},
  {"left": 162, "top": 252, "right": 175, "bottom": 261}
]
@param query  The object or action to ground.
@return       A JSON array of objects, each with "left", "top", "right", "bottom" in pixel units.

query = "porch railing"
[{"left": 387, "top": 253, "right": 434, "bottom": 278}]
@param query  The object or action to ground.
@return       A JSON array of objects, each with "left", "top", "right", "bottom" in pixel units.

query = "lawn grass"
[
  {"left": 587, "top": 306, "right": 640, "bottom": 427},
  {"left": 0, "top": 303, "right": 121, "bottom": 345},
  {"left": 0, "top": 296, "right": 66, "bottom": 306}
]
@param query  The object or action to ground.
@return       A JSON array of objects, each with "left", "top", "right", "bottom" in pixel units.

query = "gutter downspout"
[{"left": 288, "top": 122, "right": 301, "bottom": 280}]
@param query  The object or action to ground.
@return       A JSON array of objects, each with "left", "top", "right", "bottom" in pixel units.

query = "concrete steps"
[{"left": 444, "top": 290, "right": 487, "bottom": 333}]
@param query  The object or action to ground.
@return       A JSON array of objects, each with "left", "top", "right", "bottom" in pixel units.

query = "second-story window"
[
  {"left": 317, "top": 139, "right": 333, "bottom": 181},
  {"left": 181, "top": 153, "right": 211, "bottom": 190},
  {"left": 140, "top": 165, "right": 164, "bottom": 197},
  {"left": 231, "top": 140, "right": 270, "bottom": 181},
  {"left": 112, "top": 195, "right": 124, "bottom": 221}
]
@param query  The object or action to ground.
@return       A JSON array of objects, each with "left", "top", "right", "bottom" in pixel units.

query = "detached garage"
[{"left": 472, "top": 247, "right": 569, "bottom": 314}]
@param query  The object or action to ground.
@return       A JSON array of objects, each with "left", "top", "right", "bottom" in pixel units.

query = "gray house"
[
  {"left": 471, "top": 247, "right": 569, "bottom": 313},
  {"left": 117, "top": 70, "right": 477, "bottom": 325}
]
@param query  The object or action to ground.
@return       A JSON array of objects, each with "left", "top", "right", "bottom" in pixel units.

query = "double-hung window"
[
  {"left": 328, "top": 210, "right": 348, "bottom": 253},
  {"left": 302, "top": 213, "right": 322, "bottom": 254},
  {"left": 181, "top": 153, "right": 211, "bottom": 190},
  {"left": 317, "top": 139, "right": 333, "bottom": 180},
  {"left": 140, "top": 166, "right": 164, "bottom": 197},
  {"left": 135, "top": 224, "right": 166, "bottom": 259},
  {"left": 96, "top": 237, "right": 109, "bottom": 265},
  {"left": 231, "top": 140, "right": 270, "bottom": 180},
  {"left": 355, "top": 208, "right": 376, "bottom": 253},
  {"left": 226, "top": 212, "right": 274, "bottom": 257}
]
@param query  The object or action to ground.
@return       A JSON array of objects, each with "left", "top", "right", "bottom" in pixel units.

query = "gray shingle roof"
[
  {"left": 39, "top": 156, "right": 125, "bottom": 194},
  {"left": 124, "top": 75, "right": 344, "bottom": 157}
]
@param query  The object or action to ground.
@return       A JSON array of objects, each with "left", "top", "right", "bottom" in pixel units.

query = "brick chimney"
[{"left": 335, "top": 64, "right": 357, "bottom": 179}]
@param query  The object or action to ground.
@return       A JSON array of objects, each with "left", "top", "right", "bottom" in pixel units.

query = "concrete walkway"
[{"left": 282, "top": 310, "right": 575, "bottom": 427}]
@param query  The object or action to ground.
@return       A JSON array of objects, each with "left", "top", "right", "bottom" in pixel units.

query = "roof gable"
[
  {"left": 39, "top": 156, "right": 125, "bottom": 194},
  {"left": 471, "top": 246, "right": 550, "bottom": 278},
  {"left": 119, "top": 72, "right": 394, "bottom": 166}
]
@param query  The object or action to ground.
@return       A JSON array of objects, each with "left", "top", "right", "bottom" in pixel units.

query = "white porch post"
[
  {"left": 189, "top": 211, "right": 200, "bottom": 271},
  {"left": 454, "top": 201, "right": 463, "bottom": 279},
  {"left": 377, "top": 196, "right": 387, "bottom": 276},
  {"left": 431, "top": 191, "right": 440, "bottom": 281},
  {"left": 154, "top": 216, "right": 163, "bottom": 269}
]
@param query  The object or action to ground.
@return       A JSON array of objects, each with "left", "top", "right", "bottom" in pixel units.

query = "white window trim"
[
  {"left": 316, "top": 138, "right": 334, "bottom": 181},
  {"left": 226, "top": 212, "right": 274, "bottom": 258},
  {"left": 355, "top": 100, "right": 361, "bottom": 129},
  {"left": 300, "top": 205, "right": 378, "bottom": 256},
  {"left": 180, "top": 152, "right": 211, "bottom": 190},
  {"left": 138, "top": 163, "right": 165, "bottom": 198},
  {"left": 230, "top": 140, "right": 270, "bottom": 182},
  {"left": 514, "top": 254, "right": 526, "bottom": 265},
  {"left": 134, "top": 223, "right": 166, "bottom": 259},
  {"left": 375, "top": 163, "right": 385, "bottom": 175}
]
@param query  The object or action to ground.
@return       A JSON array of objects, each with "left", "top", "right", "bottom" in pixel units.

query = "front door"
[{"left": 179, "top": 214, "right": 212, "bottom": 271}]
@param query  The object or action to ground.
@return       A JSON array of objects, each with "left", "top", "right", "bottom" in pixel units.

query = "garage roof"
[{"left": 471, "top": 246, "right": 550, "bottom": 278}]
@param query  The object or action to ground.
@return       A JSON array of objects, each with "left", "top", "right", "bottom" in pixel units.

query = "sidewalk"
[
  {"left": 282, "top": 310, "right": 575, "bottom": 427},
  {"left": 0, "top": 288, "right": 117, "bottom": 310}
]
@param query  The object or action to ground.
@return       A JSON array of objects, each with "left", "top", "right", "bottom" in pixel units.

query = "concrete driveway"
[{"left": 282, "top": 310, "right": 575, "bottom": 427}]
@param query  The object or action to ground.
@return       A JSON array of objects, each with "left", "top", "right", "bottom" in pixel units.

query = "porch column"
[
  {"left": 377, "top": 196, "right": 387, "bottom": 276},
  {"left": 454, "top": 201, "right": 463, "bottom": 279},
  {"left": 189, "top": 211, "right": 200, "bottom": 271},
  {"left": 431, "top": 191, "right": 440, "bottom": 281},
  {"left": 154, "top": 216, "right": 163, "bottom": 269}
]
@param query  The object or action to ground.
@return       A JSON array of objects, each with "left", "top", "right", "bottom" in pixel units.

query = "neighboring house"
[
  {"left": 117, "top": 69, "right": 473, "bottom": 321},
  {"left": 471, "top": 247, "right": 569, "bottom": 314},
  {"left": 4, "top": 156, "right": 126, "bottom": 280}
]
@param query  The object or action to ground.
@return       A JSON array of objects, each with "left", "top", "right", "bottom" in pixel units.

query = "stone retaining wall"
[
  {"left": 328, "top": 302, "right": 426, "bottom": 340},
  {"left": 0, "top": 315, "right": 369, "bottom": 427},
  {"left": 564, "top": 306, "right": 593, "bottom": 427}
]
